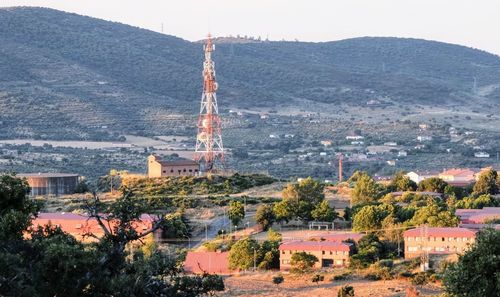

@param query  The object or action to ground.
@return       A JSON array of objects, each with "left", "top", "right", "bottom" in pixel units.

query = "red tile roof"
[
  {"left": 279, "top": 240, "right": 352, "bottom": 251},
  {"left": 440, "top": 168, "right": 476, "bottom": 177},
  {"left": 309, "top": 232, "right": 363, "bottom": 242},
  {"left": 32, "top": 213, "right": 154, "bottom": 238},
  {"left": 184, "top": 251, "right": 231, "bottom": 274},
  {"left": 403, "top": 227, "right": 476, "bottom": 238}
]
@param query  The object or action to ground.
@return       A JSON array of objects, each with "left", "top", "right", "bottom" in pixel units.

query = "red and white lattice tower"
[{"left": 195, "top": 34, "right": 224, "bottom": 172}]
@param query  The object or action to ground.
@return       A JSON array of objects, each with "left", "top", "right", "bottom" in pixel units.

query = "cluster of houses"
[
  {"left": 184, "top": 207, "right": 500, "bottom": 274},
  {"left": 406, "top": 167, "right": 497, "bottom": 187},
  {"left": 29, "top": 206, "right": 500, "bottom": 275}
]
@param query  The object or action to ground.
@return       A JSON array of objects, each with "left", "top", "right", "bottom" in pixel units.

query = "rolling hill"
[{"left": 0, "top": 7, "right": 499, "bottom": 140}]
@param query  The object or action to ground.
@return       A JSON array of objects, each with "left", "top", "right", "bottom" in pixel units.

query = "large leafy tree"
[
  {"left": 351, "top": 172, "right": 383, "bottom": 205},
  {"left": 228, "top": 201, "right": 245, "bottom": 227},
  {"left": 273, "top": 200, "right": 293, "bottom": 224},
  {"left": 417, "top": 177, "right": 448, "bottom": 193},
  {"left": 255, "top": 204, "right": 275, "bottom": 231},
  {"left": 311, "top": 200, "right": 337, "bottom": 222},
  {"left": 473, "top": 169, "right": 499, "bottom": 196},
  {"left": 409, "top": 201, "right": 458, "bottom": 227},
  {"left": 443, "top": 228, "right": 500, "bottom": 296},
  {"left": 290, "top": 252, "right": 318, "bottom": 273},
  {"left": 352, "top": 205, "right": 386, "bottom": 232},
  {"left": 228, "top": 237, "right": 260, "bottom": 270},
  {"left": 389, "top": 171, "right": 417, "bottom": 192},
  {"left": 282, "top": 177, "right": 324, "bottom": 221}
]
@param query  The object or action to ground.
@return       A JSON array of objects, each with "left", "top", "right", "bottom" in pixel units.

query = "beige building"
[
  {"left": 279, "top": 241, "right": 352, "bottom": 270},
  {"left": 147, "top": 155, "right": 200, "bottom": 178},
  {"left": 403, "top": 227, "right": 476, "bottom": 259}
]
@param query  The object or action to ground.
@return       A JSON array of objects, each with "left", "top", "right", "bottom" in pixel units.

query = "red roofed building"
[
  {"left": 184, "top": 251, "right": 231, "bottom": 274},
  {"left": 403, "top": 227, "right": 476, "bottom": 259},
  {"left": 32, "top": 213, "right": 157, "bottom": 242},
  {"left": 148, "top": 155, "right": 199, "bottom": 178},
  {"left": 309, "top": 232, "right": 363, "bottom": 243},
  {"left": 279, "top": 241, "right": 352, "bottom": 270},
  {"left": 438, "top": 168, "right": 476, "bottom": 187},
  {"left": 456, "top": 207, "right": 500, "bottom": 224}
]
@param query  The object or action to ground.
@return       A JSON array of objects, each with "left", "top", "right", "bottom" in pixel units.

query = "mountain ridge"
[{"left": 0, "top": 7, "right": 499, "bottom": 140}]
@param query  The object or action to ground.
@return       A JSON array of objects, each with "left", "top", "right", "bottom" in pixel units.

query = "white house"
[{"left": 474, "top": 152, "right": 490, "bottom": 158}]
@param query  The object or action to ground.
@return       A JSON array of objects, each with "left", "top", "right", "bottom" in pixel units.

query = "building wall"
[
  {"left": 160, "top": 164, "right": 199, "bottom": 177},
  {"left": 23, "top": 176, "right": 79, "bottom": 196},
  {"left": 279, "top": 249, "right": 350, "bottom": 270},
  {"left": 147, "top": 156, "right": 164, "bottom": 178},
  {"left": 147, "top": 156, "right": 199, "bottom": 178},
  {"left": 404, "top": 235, "right": 475, "bottom": 259}
]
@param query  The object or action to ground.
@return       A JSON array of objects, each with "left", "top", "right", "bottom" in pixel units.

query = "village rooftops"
[
  {"left": 279, "top": 240, "right": 352, "bottom": 252},
  {"left": 403, "top": 227, "right": 476, "bottom": 238}
]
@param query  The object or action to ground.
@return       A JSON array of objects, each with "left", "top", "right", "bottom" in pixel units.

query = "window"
[
  {"left": 189, "top": 169, "right": 192, "bottom": 172},
  {"left": 442, "top": 237, "right": 445, "bottom": 241},
  {"left": 170, "top": 170, "right": 174, "bottom": 173},
  {"left": 408, "top": 246, "right": 418, "bottom": 252},
  {"left": 183, "top": 169, "right": 187, "bottom": 172},
  {"left": 322, "top": 251, "right": 325, "bottom": 255},
  {"left": 163, "top": 170, "right": 166, "bottom": 173},
  {"left": 282, "top": 251, "right": 285, "bottom": 254},
  {"left": 329, "top": 251, "right": 332, "bottom": 255}
]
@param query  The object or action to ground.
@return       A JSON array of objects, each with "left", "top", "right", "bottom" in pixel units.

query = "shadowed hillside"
[{"left": 0, "top": 7, "right": 499, "bottom": 140}]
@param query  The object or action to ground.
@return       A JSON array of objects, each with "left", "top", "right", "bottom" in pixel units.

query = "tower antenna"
[{"left": 195, "top": 34, "right": 225, "bottom": 174}]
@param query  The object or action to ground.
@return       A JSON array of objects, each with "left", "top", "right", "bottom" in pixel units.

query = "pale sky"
[{"left": 1, "top": 0, "right": 500, "bottom": 55}]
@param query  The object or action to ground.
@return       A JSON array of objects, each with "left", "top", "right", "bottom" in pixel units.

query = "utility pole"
[{"left": 253, "top": 248, "right": 257, "bottom": 271}]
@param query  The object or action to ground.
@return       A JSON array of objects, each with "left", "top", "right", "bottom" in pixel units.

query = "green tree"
[
  {"left": 455, "top": 194, "right": 498, "bottom": 209},
  {"left": 409, "top": 202, "right": 458, "bottom": 227},
  {"left": 0, "top": 175, "right": 225, "bottom": 297},
  {"left": 417, "top": 177, "right": 448, "bottom": 193},
  {"left": 282, "top": 177, "right": 325, "bottom": 221},
  {"left": 350, "top": 234, "right": 386, "bottom": 268},
  {"left": 352, "top": 205, "right": 385, "bottom": 232},
  {"left": 443, "top": 228, "right": 500, "bottom": 296},
  {"left": 351, "top": 172, "right": 382, "bottom": 205},
  {"left": 228, "top": 201, "right": 245, "bottom": 227},
  {"left": 311, "top": 200, "right": 337, "bottom": 221},
  {"left": 228, "top": 237, "right": 260, "bottom": 270},
  {"left": 290, "top": 252, "right": 318, "bottom": 273},
  {"left": 389, "top": 171, "right": 417, "bottom": 191},
  {"left": 273, "top": 200, "right": 293, "bottom": 224},
  {"left": 473, "top": 169, "right": 499, "bottom": 195},
  {"left": 255, "top": 204, "right": 275, "bottom": 231},
  {"left": 338, "top": 285, "right": 355, "bottom": 297}
]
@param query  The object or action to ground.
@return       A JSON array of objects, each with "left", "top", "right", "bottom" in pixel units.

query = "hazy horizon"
[{"left": 1, "top": 0, "right": 500, "bottom": 56}]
